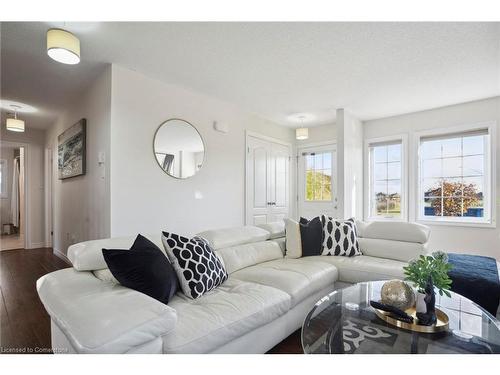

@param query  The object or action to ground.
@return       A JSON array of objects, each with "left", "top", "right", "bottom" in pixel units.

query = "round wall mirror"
[{"left": 153, "top": 119, "right": 205, "bottom": 179}]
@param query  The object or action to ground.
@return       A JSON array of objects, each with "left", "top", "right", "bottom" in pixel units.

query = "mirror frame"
[{"left": 152, "top": 118, "right": 206, "bottom": 179}]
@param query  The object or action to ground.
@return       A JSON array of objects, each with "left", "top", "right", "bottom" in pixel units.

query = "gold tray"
[{"left": 373, "top": 306, "right": 449, "bottom": 333}]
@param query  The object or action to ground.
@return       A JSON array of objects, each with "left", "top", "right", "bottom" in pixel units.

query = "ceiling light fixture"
[
  {"left": 295, "top": 116, "right": 309, "bottom": 140},
  {"left": 6, "top": 105, "right": 25, "bottom": 132},
  {"left": 47, "top": 28, "right": 80, "bottom": 65}
]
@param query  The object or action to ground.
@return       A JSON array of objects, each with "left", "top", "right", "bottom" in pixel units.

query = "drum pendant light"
[{"left": 47, "top": 28, "right": 80, "bottom": 65}]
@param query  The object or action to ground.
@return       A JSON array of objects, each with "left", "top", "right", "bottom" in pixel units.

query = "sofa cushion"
[
  {"left": 256, "top": 222, "right": 285, "bottom": 239},
  {"left": 360, "top": 221, "right": 430, "bottom": 244},
  {"left": 302, "top": 255, "right": 406, "bottom": 283},
  {"left": 358, "top": 238, "right": 428, "bottom": 262},
  {"left": 231, "top": 258, "right": 338, "bottom": 307},
  {"left": 162, "top": 278, "right": 291, "bottom": 353},
  {"left": 68, "top": 234, "right": 164, "bottom": 271},
  {"left": 216, "top": 240, "right": 284, "bottom": 274},
  {"left": 196, "top": 226, "right": 270, "bottom": 250}
]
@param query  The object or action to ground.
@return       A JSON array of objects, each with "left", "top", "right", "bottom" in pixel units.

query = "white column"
[{"left": 336, "top": 108, "right": 364, "bottom": 219}]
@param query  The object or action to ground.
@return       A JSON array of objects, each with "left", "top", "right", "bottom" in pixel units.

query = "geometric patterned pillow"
[
  {"left": 161, "top": 232, "right": 228, "bottom": 299},
  {"left": 320, "top": 216, "right": 362, "bottom": 257}
]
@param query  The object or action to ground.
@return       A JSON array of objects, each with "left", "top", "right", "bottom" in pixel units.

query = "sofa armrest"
[{"left": 37, "top": 268, "right": 177, "bottom": 354}]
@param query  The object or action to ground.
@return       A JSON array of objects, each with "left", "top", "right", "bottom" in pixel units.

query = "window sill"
[
  {"left": 364, "top": 216, "right": 407, "bottom": 223},
  {"left": 416, "top": 219, "right": 496, "bottom": 229}
]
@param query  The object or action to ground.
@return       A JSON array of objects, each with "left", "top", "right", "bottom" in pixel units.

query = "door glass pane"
[{"left": 305, "top": 151, "right": 333, "bottom": 201}]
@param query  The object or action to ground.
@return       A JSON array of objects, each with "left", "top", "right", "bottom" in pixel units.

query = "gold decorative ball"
[{"left": 381, "top": 280, "right": 415, "bottom": 311}]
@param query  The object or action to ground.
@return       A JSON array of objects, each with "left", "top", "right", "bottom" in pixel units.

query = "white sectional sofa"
[{"left": 36, "top": 220, "right": 430, "bottom": 354}]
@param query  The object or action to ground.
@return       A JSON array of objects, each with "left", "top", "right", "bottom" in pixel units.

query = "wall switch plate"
[{"left": 98, "top": 152, "right": 106, "bottom": 164}]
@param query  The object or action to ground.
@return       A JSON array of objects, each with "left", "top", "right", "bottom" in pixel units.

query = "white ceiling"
[{"left": 1, "top": 22, "right": 499, "bottom": 130}]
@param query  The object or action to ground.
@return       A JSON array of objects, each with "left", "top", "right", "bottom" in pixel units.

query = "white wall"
[
  {"left": 0, "top": 126, "right": 46, "bottom": 248},
  {"left": 110, "top": 65, "right": 295, "bottom": 237},
  {"left": 46, "top": 66, "right": 111, "bottom": 256},
  {"left": 364, "top": 96, "right": 500, "bottom": 260}
]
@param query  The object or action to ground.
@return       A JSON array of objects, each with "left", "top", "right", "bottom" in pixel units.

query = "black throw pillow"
[
  {"left": 102, "top": 234, "right": 179, "bottom": 304},
  {"left": 299, "top": 216, "right": 323, "bottom": 257}
]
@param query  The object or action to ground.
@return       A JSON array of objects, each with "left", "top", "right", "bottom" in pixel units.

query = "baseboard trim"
[
  {"left": 53, "top": 248, "right": 71, "bottom": 265},
  {"left": 29, "top": 242, "right": 46, "bottom": 249}
]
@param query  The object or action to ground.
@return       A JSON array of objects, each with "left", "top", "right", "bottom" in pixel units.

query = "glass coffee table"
[{"left": 302, "top": 281, "right": 500, "bottom": 354}]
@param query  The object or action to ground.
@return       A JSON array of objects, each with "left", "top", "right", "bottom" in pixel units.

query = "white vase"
[{"left": 416, "top": 291, "right": 427, "bottom": 313}]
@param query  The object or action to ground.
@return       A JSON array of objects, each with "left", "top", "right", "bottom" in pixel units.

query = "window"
[
  {"left": 418, "top": 128, "right": 492, "bottom": 224},
  {"left": 305, "top": 152, "right": 332, "bottom": 201},
  {"left": 367, "top": 139, "right": 406, "bottom": 220}
]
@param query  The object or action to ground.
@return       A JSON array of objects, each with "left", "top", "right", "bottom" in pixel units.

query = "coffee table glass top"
[{"left": 301, "top": 281, "right": 500, "bottom": 354}]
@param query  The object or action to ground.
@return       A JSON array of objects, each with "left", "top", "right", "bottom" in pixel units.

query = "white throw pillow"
[{"left": 284, "top": 218, "right": 302, "bottom": 258}]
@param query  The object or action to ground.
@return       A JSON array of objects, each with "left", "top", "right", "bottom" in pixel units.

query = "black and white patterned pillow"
[
  {"left": 320, "top": 216, "right": 361, "bottom": 257},
  {"left": 161, "top": 232, "right": 228, "bottom": 299}
]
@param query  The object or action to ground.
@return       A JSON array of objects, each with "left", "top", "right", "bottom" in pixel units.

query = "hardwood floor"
[
  {"left": 0, "top": 248, "right": 70, "bottom": 354},
  {"left": 267, "top": 329, "right": 303, "bottom": 354},
  {"left": 0, "top": 234, "right": 25, "bottom": 252},
  {"left": 0, "top": 247, "right": 303, "bottom": 354}
]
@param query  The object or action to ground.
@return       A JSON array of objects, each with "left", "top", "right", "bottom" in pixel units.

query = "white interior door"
[
  {"left": 269, "top": 142, "right": 290, "bottom": 222},
  {"left": 246, "top": 135, "right": 290, "bottom": 225},
  {"left": 298, "top": 144, "right": 338, "bottom": 219}
]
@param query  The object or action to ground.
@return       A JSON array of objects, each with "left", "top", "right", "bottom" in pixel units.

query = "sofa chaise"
[{"left": 36, "top": 220, "right": 430, "bottom": 354}]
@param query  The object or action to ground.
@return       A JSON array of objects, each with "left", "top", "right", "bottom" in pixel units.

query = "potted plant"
[{"left": 403, "top": 251, "right": 453, "bottom": 313}]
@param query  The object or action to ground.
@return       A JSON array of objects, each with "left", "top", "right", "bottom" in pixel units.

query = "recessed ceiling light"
[
  {"left": 47, "top": 28, "right": 80, "bottom": 65},
  {"left": 0, "top": 100, "right": 37, "bottom": 113}
]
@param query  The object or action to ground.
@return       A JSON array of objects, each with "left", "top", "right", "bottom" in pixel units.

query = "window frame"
[
  {"left": 364, "top": 134, "right": 408, "bottom": 222},
  {"left": 414, "top": 121, "right": 496, "bottom": 228}
]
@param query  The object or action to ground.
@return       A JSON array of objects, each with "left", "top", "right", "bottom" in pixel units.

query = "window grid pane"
[
  {"left": 370, "top": 143, "right": 402, "bottom": 218},
  {"left": 420, "top": 134, "right": 486, "bottom": 219}
]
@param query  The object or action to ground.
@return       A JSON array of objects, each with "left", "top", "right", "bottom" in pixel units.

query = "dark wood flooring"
[
  {"left": 0, "top": 247, "right": 302, "bottom": 354},
  {"left": 0, "top": 248, "right": 70, "bottom": 354}
]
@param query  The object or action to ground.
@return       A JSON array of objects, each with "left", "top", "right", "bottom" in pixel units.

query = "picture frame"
[{"left": 58, "top": 119, "right": 86, "bottom": 180}]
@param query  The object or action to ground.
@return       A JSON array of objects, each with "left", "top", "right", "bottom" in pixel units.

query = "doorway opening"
[{"left": 1, "top": 142, "right": 26, "bottom": 251}]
